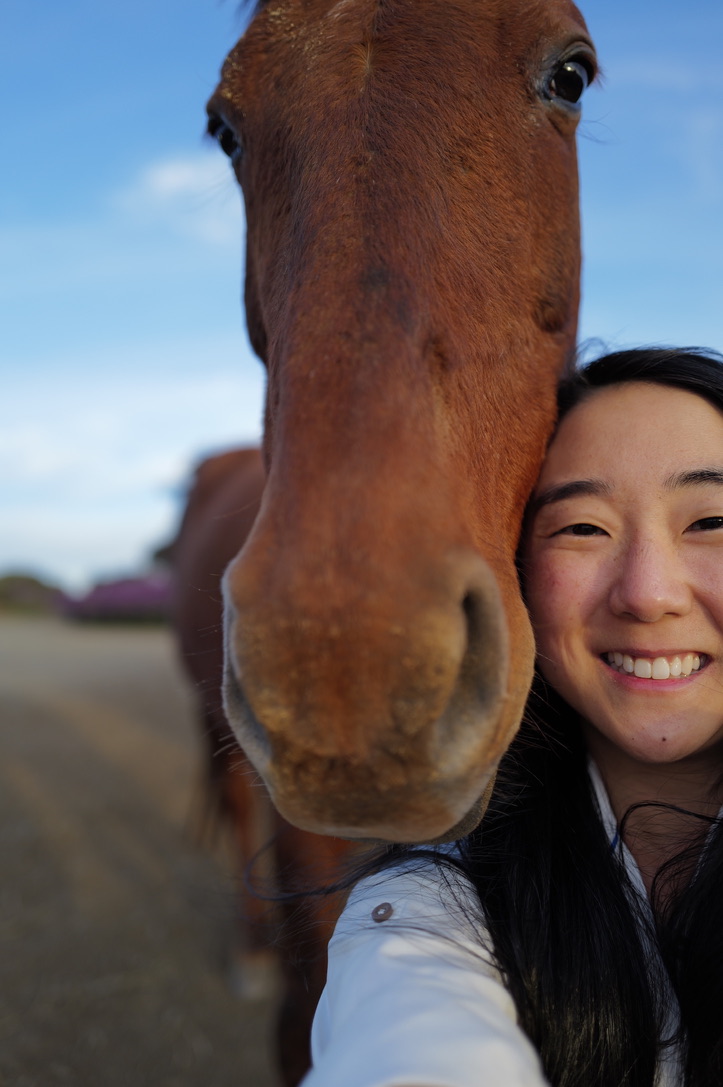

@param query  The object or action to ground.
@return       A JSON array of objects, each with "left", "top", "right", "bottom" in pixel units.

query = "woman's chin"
[{"left": 584, "top": 715, "right": 723, "bottom": 768}]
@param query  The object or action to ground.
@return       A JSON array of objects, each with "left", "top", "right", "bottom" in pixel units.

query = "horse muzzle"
[{"left": 221, "top": 546, "right": 520, "bottom": 842}]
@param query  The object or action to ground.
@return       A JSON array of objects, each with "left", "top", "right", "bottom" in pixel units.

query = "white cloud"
[
  {"left": 113, "top": 151, "right": 243, "bottom": 246},
  {"left": 1, "top": 346, "right": 265, "bottom": 590},
  {"left": 0, "top": 502, "right": 179, "bottom": 592},
  {"left": 4, "top": 365, "right": 264, "bottom": 498}
]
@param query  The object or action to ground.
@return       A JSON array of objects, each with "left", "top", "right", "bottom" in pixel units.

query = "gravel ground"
[{"left": 0, "top": 616, "right": 279, "bottom": 1087}]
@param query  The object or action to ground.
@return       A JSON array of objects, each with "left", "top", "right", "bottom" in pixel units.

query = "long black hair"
[{"left": 459, "top": 346, "right": 723, "bottom": 1087}]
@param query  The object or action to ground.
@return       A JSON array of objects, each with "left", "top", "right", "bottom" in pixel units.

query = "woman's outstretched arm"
[{"left": 302, "top": 861, "right": 549, "bottom": 1087}]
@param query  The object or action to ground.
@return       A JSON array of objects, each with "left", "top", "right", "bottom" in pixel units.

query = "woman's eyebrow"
[
  {"left": 663, "top": 467, "right": 723, "bottom": 490},
  {"left": 528, "top": 478, "right": 611, "bottom": 517}
]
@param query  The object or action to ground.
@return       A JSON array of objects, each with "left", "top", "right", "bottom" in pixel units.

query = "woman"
[{"left": 302, "top": 347, "right": 723, "bottom": 1087}]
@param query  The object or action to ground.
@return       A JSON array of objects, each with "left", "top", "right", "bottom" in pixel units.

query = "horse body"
[
  {"left": 171, "top": 448, "right": 352, "bottom": 1086},
  {"left": 172, "top": 448, "right": 266, "bottom": 855},
  {"left": 208, "top": 0, "right": 596, "bottom": 840}
]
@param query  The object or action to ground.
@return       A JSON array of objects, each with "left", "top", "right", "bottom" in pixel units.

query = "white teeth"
[
  {"left": 605, "top": 652, "right": 705, "bottom": 679},
  {"left": 652, "top": 657, "right": 670, "bottom": 680}
]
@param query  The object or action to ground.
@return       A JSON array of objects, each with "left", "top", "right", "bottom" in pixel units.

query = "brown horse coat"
[{"left": 207, "top": 0, "right": 598, "bottom": 842}]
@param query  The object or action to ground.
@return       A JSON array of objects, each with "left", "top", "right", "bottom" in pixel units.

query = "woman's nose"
[{"left": 608, "top": 539, "right": 693, "bottom": 622}]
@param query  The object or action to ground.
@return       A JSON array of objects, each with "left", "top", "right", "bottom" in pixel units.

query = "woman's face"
[{"left": 524, "top": 380, "right": 723, "bottom": 766}]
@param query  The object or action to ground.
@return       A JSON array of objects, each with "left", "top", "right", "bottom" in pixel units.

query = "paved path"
[{"left": 0, "top": 616, "right": 279, "bottom": 1087}]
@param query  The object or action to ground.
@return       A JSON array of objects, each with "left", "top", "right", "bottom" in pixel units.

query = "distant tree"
[{"left": 0, "top": 573, "right": 61, "bottom": 614}]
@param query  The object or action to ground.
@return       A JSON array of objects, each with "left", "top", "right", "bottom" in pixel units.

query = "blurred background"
[{"left": 1, "top": 1, "right": 722, "bottom": 1085}]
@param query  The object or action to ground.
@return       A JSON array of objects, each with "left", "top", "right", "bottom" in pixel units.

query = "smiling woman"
[
  {"left": 526, "top": 376, "right": 723, "bottom": 779},
  {"left": 302, "top": 347, "right": 723, "bottom": 1087}
]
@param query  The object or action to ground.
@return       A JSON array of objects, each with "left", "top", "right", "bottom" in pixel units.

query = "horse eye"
[
  {"left": 208, "top": 116, "right": 243, "bottom": 164},
  {"left": 548, "top": 59, "right": 591, "bottom": 105}
]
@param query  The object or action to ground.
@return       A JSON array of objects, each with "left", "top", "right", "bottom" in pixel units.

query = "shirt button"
[{"left": 371, "top": 902, "right": 394, "bottom": 922}]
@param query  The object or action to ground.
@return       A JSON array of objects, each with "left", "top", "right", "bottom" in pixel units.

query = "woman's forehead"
[{"left": 538, "top": 381, "right": 723, "bottom": 489}]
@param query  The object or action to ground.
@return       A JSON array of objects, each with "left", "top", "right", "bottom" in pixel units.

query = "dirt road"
[{"left": 0, "top": 615, "right": 279, "bottom": 1087}]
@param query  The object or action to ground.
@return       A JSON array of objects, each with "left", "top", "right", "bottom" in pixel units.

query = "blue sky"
[{"left": 2, "top": 1, "right": 722, "bottom": 590}]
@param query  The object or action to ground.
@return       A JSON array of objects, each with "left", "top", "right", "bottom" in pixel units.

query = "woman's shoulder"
[{"left": 334, "top": 849, "right": 485, "bottom": 949}]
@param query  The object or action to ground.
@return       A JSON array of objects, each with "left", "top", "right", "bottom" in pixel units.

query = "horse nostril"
[
  {"left": 461, "top": 586, "right": 488, "bottom": 665},
  {"left": 462, "top": 591, "right": 476, "bottom": 639},
  {"left": 460, "top": 590, "right": 483, "bottom": 673},
  {"left": 452, "top": 576, "right": 508, "bottom": 721}
]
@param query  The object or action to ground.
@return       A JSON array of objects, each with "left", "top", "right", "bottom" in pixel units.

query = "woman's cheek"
[
  {"left": 527, "top": 552, "right": 575, "bottom": 621},
  {"left": 527, "top": 554, "right": 593, "bottom": 670}
]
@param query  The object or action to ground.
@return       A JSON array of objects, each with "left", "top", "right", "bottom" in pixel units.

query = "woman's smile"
[{"left": 602, "top": 650, "right": 707, "bottom": 680}]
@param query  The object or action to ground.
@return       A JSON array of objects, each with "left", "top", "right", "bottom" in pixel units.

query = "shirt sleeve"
[{"left": 303, "top": 860, "right": 549, "bottom": 1087}]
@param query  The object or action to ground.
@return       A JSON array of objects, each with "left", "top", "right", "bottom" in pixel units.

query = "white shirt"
[{"left": 304, "top": 766, "right": 683, "bottom": 1087}]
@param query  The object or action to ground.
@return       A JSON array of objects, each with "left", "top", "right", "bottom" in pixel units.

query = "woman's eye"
[
  {"left": 554, "top": 522, "right": 605, "bottom": 537},
  {"left": 688, "top": 516, "right": 723, "bottom": 532}
]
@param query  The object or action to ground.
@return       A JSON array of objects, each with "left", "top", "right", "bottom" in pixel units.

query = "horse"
[
  {"left": 206, "top": 0, "right": 598, "bottom": 844},
  {"left": 171, "top": 446, "right": 354, "bottom": 1086}
]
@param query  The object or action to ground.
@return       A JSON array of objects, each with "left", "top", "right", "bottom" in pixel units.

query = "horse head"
[{"left": 207, "top": 0, "right": 596, "bottom": 841}]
